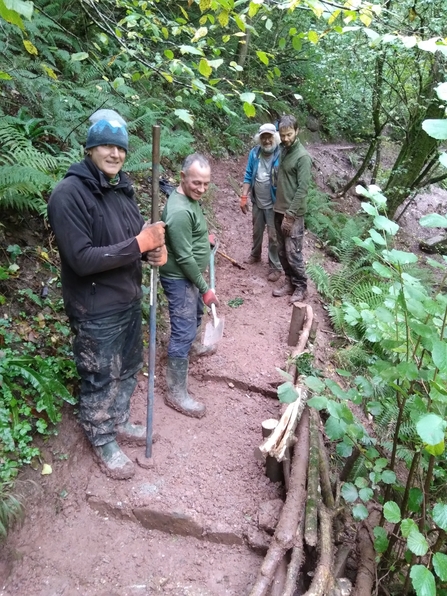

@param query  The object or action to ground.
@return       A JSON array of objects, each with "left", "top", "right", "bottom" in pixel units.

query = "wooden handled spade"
[{"left": 203, "top": 241, "right": 225, "bottom": 346}]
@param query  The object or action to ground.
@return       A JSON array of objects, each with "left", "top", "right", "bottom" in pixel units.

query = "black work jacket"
[{"left": 47, "top": 158, "right": 144, "bottom": 320}]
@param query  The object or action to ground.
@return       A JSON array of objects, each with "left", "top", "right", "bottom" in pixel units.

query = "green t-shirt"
[{"left": 159, "top": 189, "right": 210, "bottom": 294}]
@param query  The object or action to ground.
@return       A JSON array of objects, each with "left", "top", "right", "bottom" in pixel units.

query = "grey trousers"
[{"left": 250, "top": 203, "right": 282, "bottom": 271}]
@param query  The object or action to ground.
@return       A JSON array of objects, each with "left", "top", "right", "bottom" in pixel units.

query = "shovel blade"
[{"left": 203, "top": 317, "right": 225, "bottom": 346}]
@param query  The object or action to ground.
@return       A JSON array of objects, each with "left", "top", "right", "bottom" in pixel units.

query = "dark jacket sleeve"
[{"left": 48, "top": 179, "right": 143, "bottom": 278}]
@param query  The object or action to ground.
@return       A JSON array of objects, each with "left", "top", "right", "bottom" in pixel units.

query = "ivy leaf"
[
  {"left": 420, "top": 213, "right": 447, "bottom": 228},
  {"left": 341, "top": 482, "right": 358, "bottom": 503},
  {"left": 383, "top": 501, "right": 401, "bottom": 523},
  {"left": 401, "top": 518, "right": 418, "bottom": 538},
  {"left": 381, "top": 470, "right": 396, "bottom": 484},
  {"left": 256, "top": 51, "right": 269, "bottom": 65},
  {"left": 277, "top": 381, "right": 298, "bottom": 404},
  {"left": 336, "top": 442, "right": 353, "bottom": 457},
  {"left": 304, "top": 376, "right": 325, "bottom": 392},
  {"left": 372, "top": 261, "right": 394, "bottom": 278},
  {"left": 352, "top": 504, "right": 369, "bottom": 520},
  {"left": 359, "top": 487, "right": 374, "bottom": 502},
  {"left": 71, "top": 52, "right": 89, "bottom": 61},
  {"left": 432, "top": 340, "right": 447, "bottom": 371},
  {"left": 198, "top": 58, "right": 212, "bottom": 78},
  {"left": 373, "top": 527, "right": 389, "bottom": 553},
  {"left": 408, "top": 488, "right": 423, "bottom": 513},
  {"left": 433, "top": 553, "right": 447, "bottom": 581},
  {"left": 432, "top": 503, "right": 447, "bottom": 531},
  {"left": 240, "top": 91, "right": 256, "bottom": 104},
  {"left": 325, "top": 416, "right": 346, "bottom": 440},
  {"left": 422, "top": 119, "right": 447, "bottom": 141},
  {"left": 416, "top": 413, "right": 446, "bottom": 445},
  {"left": 243, "top": 102, "right": 256, "bottom": 117},
  {"left": 307, "top": 396, "right": 328, "bottom": 410},
  {"left": 407, "top": 529, "right": 429, "bottom": 556},
  {"left": 173, "top": 109, "right": 194, "bottom": 126},
  {"left": 373, "top": 215, "right": 399, "bottom": 235},
  {"left": 410, "top": 565, "right": 436, "bottom": 596}
]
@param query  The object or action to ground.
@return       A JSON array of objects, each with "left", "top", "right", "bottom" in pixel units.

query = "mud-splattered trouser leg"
[
  {"left": 70, "top": 301, "right": 143, "bottom": 447},
  {"left": 160, "top": 277, "right": 204, "bottom": 359},
  {"left": 274, "top": 213, "right": 307, "bottom": 291}
]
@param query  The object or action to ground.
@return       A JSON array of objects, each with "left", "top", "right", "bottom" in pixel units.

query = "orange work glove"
[
  {"left": 208, "top": 233, "right": 216, "bottom": 246},
  {"left": 240, "top": 195, "right": 249, "bottom": 214},
  {"left": 202, "top": 289, "right": 219, "bottom": 307}
]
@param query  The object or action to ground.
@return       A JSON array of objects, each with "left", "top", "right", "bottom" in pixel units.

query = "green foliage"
[
  {"left": 0, "top": 281, "right": 78, "bottom": 484},
  {"left": 306, "top": 184, "right": 447, "bottom": 594},
  {"left": 0, "top": 485, "right": 23, "bottom": 539}
]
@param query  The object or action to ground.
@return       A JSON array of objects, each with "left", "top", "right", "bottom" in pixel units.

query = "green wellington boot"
[
  {"left": 93, "top": 440, "right": 135, "bottom": 480},
  {"left": 165, "top": 357, "right": 206, "bottom": 418},
  {"left": 189, "top": 325, "right": 217, "bottom": 359},
  {"left": 116, "top": 421, "right": 146, "bottom": 446}
]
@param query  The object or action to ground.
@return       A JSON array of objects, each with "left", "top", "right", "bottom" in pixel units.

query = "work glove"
[
  {"left": 146, "top": 245, "right": 168, "bottom": 267},
  {"left": 208, "top": 233, "right": 216, "bottom": 247},
  {"left": 202, "top": 289, "right": 219, "bottom": 308},
  {"left": 136, "top": 221, "right": 166, "bottom": 253},
  {"left": 281, "top": 214, "right": 295, "bottom": 237},
  {"left": 240, "top": 195, "right": 249, "bottom": 214}
]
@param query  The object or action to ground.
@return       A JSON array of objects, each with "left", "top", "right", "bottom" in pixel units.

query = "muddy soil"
[{"left": 1, "top": 142, "right": 447, "bottom": 596}]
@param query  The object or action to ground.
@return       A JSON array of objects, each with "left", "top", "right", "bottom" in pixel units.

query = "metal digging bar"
[{"left": 146, "top": 124, "right": 161, "bottom": 459}]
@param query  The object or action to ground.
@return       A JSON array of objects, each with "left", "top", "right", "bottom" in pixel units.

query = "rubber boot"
[
  {"left": 165, "top": 357, "right": 206, "bottom": 419},
  {"left": 92, "top": 440, "right": 135, "bottom": 480},
  {"left": 272, "top": 276, "right": 293, "bottom": 297},
  {"left": 116, "top": 421, "right": 146, "bottom": 446},
  {"left": 190, "top": 325, "right": 217, "bottom": 359}
]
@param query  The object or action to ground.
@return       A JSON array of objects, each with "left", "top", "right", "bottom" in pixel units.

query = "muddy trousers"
[
  {"left": 70, "top": 301, "right": 143, "bottom": 447},
  {"left": 160, "top": 276, "right": 204, "bottom": 359},
  {"left": 274, "top": 213, "right": 307, "bottom": 290},
  {"left": 250, "top": 204, "right": 282, "bottom": 272}
]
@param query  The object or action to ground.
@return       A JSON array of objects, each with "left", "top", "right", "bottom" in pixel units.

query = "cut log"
[
  {"left": 248, "top": 409, "right": 310, "bottom": 596},
  {"left": 318, "top": 425, "right": 335, "bottom": 509},
  {"left": 352, "top": 510, "right": 381, "bottom": 596},
  {"left": 304, "top": 409, "right": 320, "bottom": 548},
  {"left": 287, "top": 304, "right": 314, "bottom": 381},
  {"left": 258, "top": 388, "right": 307, "bottom": 462},
  {"left": 282, "top": 519, "right": 305, "bottom": 596},
  {"left": 302, "top": 504, "right": 334, "bottom": 596}
]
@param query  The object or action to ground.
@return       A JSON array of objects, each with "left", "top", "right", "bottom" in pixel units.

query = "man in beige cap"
[{"left": 239, "top": 123, "right": 282, "bottom": 282}]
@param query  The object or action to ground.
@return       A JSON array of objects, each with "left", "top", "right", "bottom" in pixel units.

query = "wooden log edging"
[{"left": 248, "top": 408, "right": 310, "bottom": 596}]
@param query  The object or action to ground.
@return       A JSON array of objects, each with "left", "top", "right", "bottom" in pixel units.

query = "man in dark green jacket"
[
  {"left": 273, "top": 115, "right": 312, "bottom": 303},
  {"left": 160, "top": 154, "right": 219, "bottom": 419}
]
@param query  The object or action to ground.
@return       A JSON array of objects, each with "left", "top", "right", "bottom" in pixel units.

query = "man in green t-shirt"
[
  {"left": 160, "top": 153, "right": 219, "bottom": 419},
  {"left": 273, "top": 115, "right": 312, "bottom": 304}
]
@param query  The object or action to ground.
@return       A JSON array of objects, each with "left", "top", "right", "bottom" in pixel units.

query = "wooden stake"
[
  {"left": 288, "top": 302, "right": 306, "bottom": 346},
  {"left": 261, "top": 419, "right": 284, "bottom": 484}
]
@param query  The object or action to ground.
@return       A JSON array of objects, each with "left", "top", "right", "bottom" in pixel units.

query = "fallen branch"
[
  {"left": 302, "top": 504, "right": 334, "bottom": 596},
  {"left": 304, "top": 408, "right": 320, "bottom": 548},
  {"left": 282, "top": 519, "right": 305, "bottom": 596},
  {"left": 352, "top": 510, "right": 381, "bottom": 596},
  {"left": 317, "top": 423, "right": 335, "bottom": 509},
  {"left": 248, "top": 408, "right": 310, "bottom": 596}
]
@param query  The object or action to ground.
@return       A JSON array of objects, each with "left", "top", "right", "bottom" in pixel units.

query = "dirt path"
[{"left": 0, "top": 154, "right": 332, "bottom": 596}]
